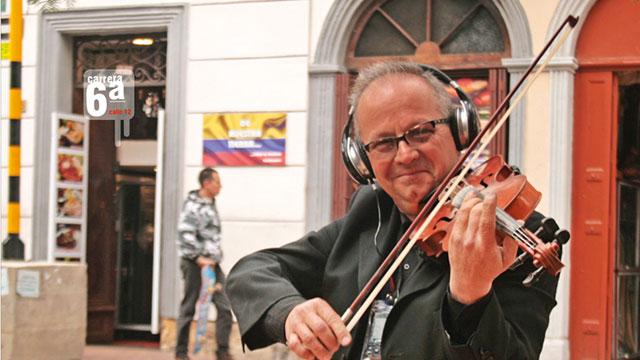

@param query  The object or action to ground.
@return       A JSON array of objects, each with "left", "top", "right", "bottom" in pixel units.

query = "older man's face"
[{"left": 356, "top": 74, "right": 459, "bottom": 218}]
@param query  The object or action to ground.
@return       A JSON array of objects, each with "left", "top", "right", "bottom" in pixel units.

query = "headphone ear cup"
[
  {"left": 447, "top": 109, "right": 465, "bottom": 151},
  {"left": 449, "top": 99, "right": 480, "bottom": 150},
  {"left": 417, "top": 64, "right": 480, "bottom": 150},
  {"left": 464, "top": 99, "right": 480, "bottom": 147},
  {"left": 341, "top": 115, "right": 375, "bottom": 184}
]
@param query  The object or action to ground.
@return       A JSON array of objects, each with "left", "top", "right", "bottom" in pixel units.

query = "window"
[{"left": 346, "top": 0, "right": 509, "bottom": 70}]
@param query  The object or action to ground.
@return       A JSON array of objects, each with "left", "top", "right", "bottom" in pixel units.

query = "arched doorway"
[
  {"left": 306, "top": 0, "right": 531, "bottom": 231},
  {"left": 331, "top": 0, "right": 513, "bottom": 218},
  {"left": 571, "top": 0, "right": 640, "bottom": 358}
]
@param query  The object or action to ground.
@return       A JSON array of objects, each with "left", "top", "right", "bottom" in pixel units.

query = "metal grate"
[{"left": 73, "top": 33, "right": 167, "bottom": 88}]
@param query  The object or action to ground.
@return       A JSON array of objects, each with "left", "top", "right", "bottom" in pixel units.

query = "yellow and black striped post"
[{"left": 2, "top": 0, "right": 24, "bottom": 259}]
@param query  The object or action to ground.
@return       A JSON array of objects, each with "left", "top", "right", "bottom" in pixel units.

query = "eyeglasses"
[{"left": 363, "top": 118, "right": 449, "bottom": 157}]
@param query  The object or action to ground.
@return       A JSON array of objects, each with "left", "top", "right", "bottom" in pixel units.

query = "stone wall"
[{"left": 1, "top": 262, "right": 86, "bottom": 360}]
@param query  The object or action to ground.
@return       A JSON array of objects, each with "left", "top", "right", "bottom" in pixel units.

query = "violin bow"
[{"left": 341, "top": 15, "right": 579, "bottom": 331}]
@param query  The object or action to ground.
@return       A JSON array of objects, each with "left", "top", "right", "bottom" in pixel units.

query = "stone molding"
[{"left": 33, "top": 5, "right": 188, "bottom": 320}]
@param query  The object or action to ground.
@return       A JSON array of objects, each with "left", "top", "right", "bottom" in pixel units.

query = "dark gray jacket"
[{"left": 227, "top": 186, "right": 560, "bottom": 359}]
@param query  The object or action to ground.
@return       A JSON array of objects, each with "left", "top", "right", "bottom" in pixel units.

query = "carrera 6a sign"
[{"left": 83, "top": 69, "right": 134, "bottom": 121}]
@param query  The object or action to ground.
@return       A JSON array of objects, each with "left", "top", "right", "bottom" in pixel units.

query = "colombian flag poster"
[{"left": 203, "top": 113, "right": 286, "bottom": 166}]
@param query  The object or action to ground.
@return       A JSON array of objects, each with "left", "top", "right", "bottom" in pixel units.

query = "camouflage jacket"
[{"left": 177, "top": 190, "right": 222, "bottom": 262}]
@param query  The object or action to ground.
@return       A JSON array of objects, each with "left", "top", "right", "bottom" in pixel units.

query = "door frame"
[{"left": 33, "top": 5, "right": 188, "bottom": 336}]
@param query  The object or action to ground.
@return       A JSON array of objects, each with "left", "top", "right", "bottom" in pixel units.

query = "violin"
[
  {"left": 414, "top": 155, "right": 567, "bottom": 283},
  {"left": 341, "top": 15, "right": 579, "bottom": 331}
]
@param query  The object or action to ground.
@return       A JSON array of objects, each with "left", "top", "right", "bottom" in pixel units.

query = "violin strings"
[
  {"left": 501, "top": 223, "right": 536, "bottom": 249},
  {"left": 495, "top": 210, "right": 537, "bottom": 249},
  {"left": 500, "top": 219, "right": 536, "bottom": 249},
  {"left": 495, "top": 209, "right": 531, "bottom": 243},
  {"left": 498, "top": 217, "right": 531, "bottom": 243}
]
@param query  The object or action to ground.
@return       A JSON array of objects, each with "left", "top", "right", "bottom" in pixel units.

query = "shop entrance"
[
  {"left": 570, "top": 1, "right": 640, "bottom": 358},
  {"left": 72, "top": 33, "right": 167, "bottom": 342},
  {"left": 614, "top": 73, "right": 640, "bottom": 360},
  {"left": 115, "top": 170, "right": 156, "bottom": 331},
  {"left": 573, "top": 69, "right": 640, "bottom": 360}
]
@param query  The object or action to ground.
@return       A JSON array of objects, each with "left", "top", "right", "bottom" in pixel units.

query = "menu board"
[{"left": 48, "top": 113, "right": 89, "bottom": 261}]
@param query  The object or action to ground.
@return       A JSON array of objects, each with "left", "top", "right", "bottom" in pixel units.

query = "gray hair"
[{"left": 349, "top": 61, "right": 452, "bottom": 137}]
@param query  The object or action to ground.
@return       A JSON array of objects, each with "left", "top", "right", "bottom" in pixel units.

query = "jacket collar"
[{"left": 187, "top": 189, "right": 215, "bottom": 205}]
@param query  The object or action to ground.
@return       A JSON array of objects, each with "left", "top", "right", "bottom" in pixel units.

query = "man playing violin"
[{"left": 226, "top": 61, "right": 563, "bottom": 359}]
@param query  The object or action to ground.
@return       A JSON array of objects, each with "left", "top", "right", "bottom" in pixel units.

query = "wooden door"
[
  {"left": 74, "top": 88, "right": 118, "bottom": 342},
  {"left": 86, "top": 120, "right": 117, "bottom": 342},
  {"left": 571, "top": 71, "right": 617, "bottom": 359}
]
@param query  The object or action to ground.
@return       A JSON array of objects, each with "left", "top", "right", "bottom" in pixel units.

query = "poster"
[
  {"left": 16, "top": 270, "right": 40, "bottom": 298},
  {"left": 48, "top": 113, "right": 89, "bottom": 261},
  {"left": 203, "top": 113, "right": 286, "bottom": 166},
  {"left": 56, "top": 188, "right": 83, "bottom": 218},
  {"left": 55, "top": 224, "right": 82, "bottom": 254},
  {"left": 57, "top": 118, "right": 85, "bottom": 149},
  {"left": 57, "top": 154, "right": 84, "bottom": 183}
]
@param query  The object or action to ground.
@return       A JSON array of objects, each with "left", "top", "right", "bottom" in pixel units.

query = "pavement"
[
  {"left": 82, "top": 343, "right": 294, "bottom": 360},
  {"left": 82, "top": 323, "right": 296, "bottom": 360}
]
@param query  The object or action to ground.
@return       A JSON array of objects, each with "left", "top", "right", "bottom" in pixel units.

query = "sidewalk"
[
  {"left": 82, "top": 323, "right": 295, "bottom": 360},
  {"left": 82, "top": 343, "right": 292, "bottom": 360}
]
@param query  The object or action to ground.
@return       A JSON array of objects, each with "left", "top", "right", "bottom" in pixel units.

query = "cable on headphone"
[{"left": 372, "top": 183, "right": 384, "bottom": 257}]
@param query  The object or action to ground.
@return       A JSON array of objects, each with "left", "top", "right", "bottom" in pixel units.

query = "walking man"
[{"left": 175, "top": 168, "right": 234, "bottom": 360}]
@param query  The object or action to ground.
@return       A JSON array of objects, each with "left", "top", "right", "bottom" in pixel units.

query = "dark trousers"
[{"left": 175, "top": 258, "right": 233, "bottom": 356}]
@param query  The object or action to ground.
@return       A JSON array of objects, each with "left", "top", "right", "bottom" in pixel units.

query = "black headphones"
[{"left": 341, "top": 64, "right": 480, "bottom": 185}]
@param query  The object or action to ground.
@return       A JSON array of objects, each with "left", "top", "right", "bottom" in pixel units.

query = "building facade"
[{"left": 1, "top": 0, "right": 638, "bottom": 358}]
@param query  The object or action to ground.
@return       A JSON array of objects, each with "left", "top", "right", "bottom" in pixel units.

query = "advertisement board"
[
  {"left": 203, "top": 113, "right": 286, "bottom": 166},
  {"left": 48, "top": 113, "right": 89, "bottom": 261}
]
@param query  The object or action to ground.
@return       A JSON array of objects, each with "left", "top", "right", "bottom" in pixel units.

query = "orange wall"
[{"left": 576, "top": 0, "right": 640, "bottom": 67}]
